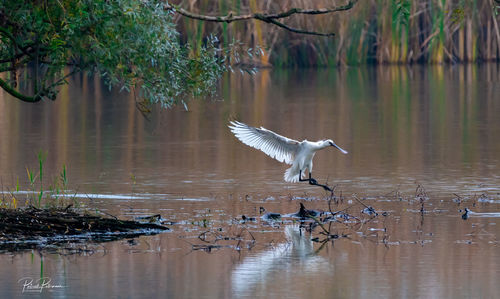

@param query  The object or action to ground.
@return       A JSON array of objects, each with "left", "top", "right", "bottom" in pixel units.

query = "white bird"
[{"left": 228, "top": 120, "right": 348, "bottom": 184}]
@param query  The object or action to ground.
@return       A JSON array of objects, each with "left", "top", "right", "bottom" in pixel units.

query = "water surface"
[{"left": 0, "top": 65, "right": 499, "bottom": 298}]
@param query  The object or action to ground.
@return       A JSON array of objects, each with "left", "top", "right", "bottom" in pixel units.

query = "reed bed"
[{"left": 172, "top": 0, "right": 500, "bottom": 66}]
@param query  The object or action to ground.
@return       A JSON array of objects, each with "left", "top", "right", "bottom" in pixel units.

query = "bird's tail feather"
[{"left": 284, "top": 166, "right": 303, "bottom": 183}]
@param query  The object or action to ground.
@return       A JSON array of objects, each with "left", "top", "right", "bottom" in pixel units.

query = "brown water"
[{"left": 0, "top": 65, "right": 499, "bottom": 298}]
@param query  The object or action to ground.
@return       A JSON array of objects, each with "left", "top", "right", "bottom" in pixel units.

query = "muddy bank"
[{"left": 0, "top": 207, "right": 168, "bottom": 253}]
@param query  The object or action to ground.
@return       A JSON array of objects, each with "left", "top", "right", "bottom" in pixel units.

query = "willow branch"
[
  {"left": 0, "top": 67, "right": 78, "bottom": 103},
  {"left": 166, "top": 0, "right": 358, "bottom": 36},
  {"left": 0, "top": 77, "right": 40, "bottom": 102},
  {"left": 42, "top": 68, "right": 80, "bottom": 93}
]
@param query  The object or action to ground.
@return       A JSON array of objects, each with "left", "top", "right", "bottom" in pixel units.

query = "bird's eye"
[{"left": 329, "top": 141, "right": 334, "bottom": 146}]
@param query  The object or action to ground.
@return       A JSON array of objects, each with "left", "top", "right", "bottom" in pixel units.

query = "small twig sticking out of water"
[
  {"left": 323, "top": 176, "right": 340, "bottom": 202},
  {"left": 415, "top": 184, "right": 428, "bottom": 222},
  {"left": 352, "top": 194, "right": 369, "bottom": 209},
  {"left": 471, "top": 192, "right": 480, "bottom": 207},
  {"left": 299, "top": 200, "right": 384, "bottom": 248},
  {"left": 305, "top": 214, "right": 330, "bottom": 235},
  {"left": 352, "top": 194, "right": 378, "bottom": 217},
  {"left": 198, "top": 231, "right": 213, "bottom": 243},
  {"left": 383, "top": 187, "right": 404, "bottom": 201},
  {"left": 412, "top": 184, "right": 430, "bottom": 236},
  {"left": 453, "top": 193, "right": 463, "bottom": 206},
  {"left": 327, "top": 184, "right": 339, "bottom": 203}
]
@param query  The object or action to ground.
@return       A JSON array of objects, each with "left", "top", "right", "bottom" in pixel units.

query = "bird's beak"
[{"left": 331, "top": 143, "right": 348, "bottom": 154}]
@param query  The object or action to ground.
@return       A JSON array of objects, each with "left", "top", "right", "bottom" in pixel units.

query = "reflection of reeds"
[{"left": 174, "top": 0, "right": 500, "bottom": 65}]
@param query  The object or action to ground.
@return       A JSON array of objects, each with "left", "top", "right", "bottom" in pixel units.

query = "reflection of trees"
[{"left": 1, "top": 65, "right": 499, "bottom": 195}]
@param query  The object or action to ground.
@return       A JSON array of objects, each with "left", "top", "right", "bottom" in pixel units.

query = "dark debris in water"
[
  {"left": 240, "top": 215, "right": 257, "bottom": 223},
  {"left": 261, "top": 212, "right": 282, "bottom": 221},
  {"left": 361, "top": 206, "right": 378, "bottom": 216},
  {"left": 462, "top": 208, "right": 470, "bottom": 220},
  {"left": 298, "top": 203, "right": 321, "bottom": 218},
  {"left": 0, "top": 207, "right": 169, "bottom": 253}
]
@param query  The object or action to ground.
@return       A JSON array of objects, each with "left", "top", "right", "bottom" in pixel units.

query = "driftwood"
[{"left": 0, "top": 207, "right": 168, "bottom": 252}]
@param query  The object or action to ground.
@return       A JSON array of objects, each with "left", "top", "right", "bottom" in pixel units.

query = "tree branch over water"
[
  {"left": 0, "top": 0, "right": 358, "bottom": 105},
  {"left": 166, "top": 0, "right": 358, "bottom": 37},
  {"left": 0, "top": 0, "right": 226, "bottom": 106}
]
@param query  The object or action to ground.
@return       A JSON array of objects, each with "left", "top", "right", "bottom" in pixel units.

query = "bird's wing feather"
[{"left": 229, "top": 121, "right": 299, "bottom": 165}]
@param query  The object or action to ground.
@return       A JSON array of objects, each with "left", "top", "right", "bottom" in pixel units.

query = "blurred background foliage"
[
  {"left": 1, "top": 0, "right": 499, "bottom": 106},
  {"left": 173, "top": 0, "right": 500, "bottom": 66}
]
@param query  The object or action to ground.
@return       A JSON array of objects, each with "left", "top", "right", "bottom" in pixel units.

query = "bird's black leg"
[
  {"left": 308, "top": 173, "right": 318, "bottom": 185},
  {"left": 298, "top": 170, "right": 318, "bottom": 185},
  {"left": 298, "top": 170, "right": 309, "bottom": 182},
  {"left": 299, "top": 170, "right": 333, "bottom": 192}
]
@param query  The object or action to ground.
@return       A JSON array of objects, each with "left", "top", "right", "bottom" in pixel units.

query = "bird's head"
[{"left": 326, "top": 139, "right": 348, "bottom": 154}]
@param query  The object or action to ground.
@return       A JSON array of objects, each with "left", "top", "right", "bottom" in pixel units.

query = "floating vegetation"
[
  {"left": 176, "top": 185, "right": 500, "bottom": 255},
  {"left": 182, "top": 195, "right": 389, "bottom": 253}
]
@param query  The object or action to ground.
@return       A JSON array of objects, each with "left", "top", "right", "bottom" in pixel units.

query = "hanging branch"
[{"left": 165, "top": 0, "right": 358, "bottom": 37}]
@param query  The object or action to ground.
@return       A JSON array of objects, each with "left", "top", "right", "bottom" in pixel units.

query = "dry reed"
[{"left": 172, "top": 0, "right": 500, "bottom": 66}]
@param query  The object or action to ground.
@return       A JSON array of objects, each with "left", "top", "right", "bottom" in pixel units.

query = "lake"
[{"left": 0, "top": 64, "right": 499, "bottom": 298}]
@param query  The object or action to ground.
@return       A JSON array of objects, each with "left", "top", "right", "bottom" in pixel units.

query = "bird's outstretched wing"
[{"left": 229, "top": 121, "right": 299, "bottom": 165}]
